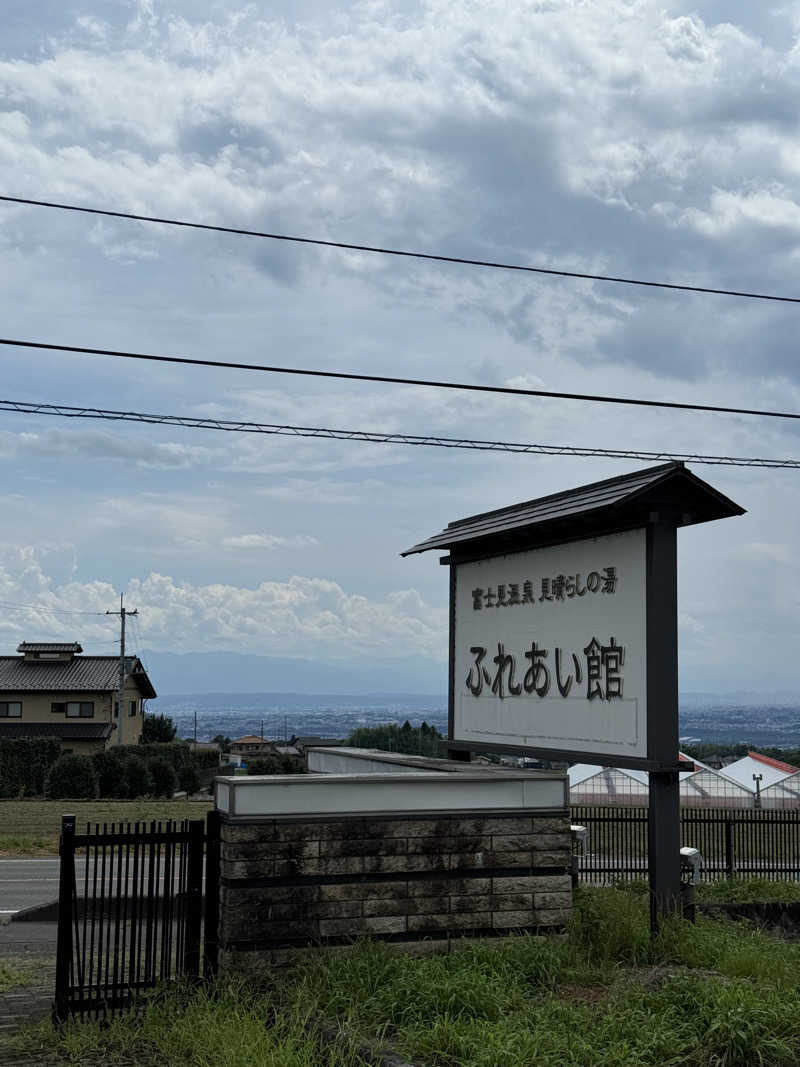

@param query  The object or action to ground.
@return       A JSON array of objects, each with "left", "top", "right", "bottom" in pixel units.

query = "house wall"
[{"left": 0, "top": 678, "right": 145, "bottom": 748}]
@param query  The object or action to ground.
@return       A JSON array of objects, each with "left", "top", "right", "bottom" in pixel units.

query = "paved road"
[
  {"left": 0, "top": 858, "right": 197, "bottom": 916},
  {"left": 0, "top": 859, "right": 68, "bottom": 915}
]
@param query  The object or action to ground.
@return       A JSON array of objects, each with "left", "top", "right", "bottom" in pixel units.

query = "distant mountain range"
[
  {"left": 141, "top": 650, "right": 446, "bottom": 697},
  {"left": 140, "top": 651, "right": 800, "bottom": 706}
]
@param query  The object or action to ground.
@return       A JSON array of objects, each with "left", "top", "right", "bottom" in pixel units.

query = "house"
[
  {"left": 0, "top": 641, "right": 157, "bottom": 755},
  {"left": 229, "top": 735, "right": 275, "bottom": 761}
]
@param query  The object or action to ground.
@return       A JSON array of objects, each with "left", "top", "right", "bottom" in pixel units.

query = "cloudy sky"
[{"left": 1, "top": 0, "right": 800, "bottom": 693}]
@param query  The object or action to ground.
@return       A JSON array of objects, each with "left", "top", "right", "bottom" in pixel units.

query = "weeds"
[
  {"left": 11, "top": 887, "right": 800, "bottom": 1066},
  {"left": 697, "top": 876, "right": 800, "bottom": 903},
  {"left": 0, "top": 959, "right": 38, "bottom": 993}
]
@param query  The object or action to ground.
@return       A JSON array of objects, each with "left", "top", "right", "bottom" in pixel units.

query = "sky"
[{"left": 1, "top": 0, "right": 800, "bottom": 693}]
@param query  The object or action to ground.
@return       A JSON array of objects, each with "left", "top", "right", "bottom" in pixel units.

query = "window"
[
  {"left": 66, "top": 702, "right": 94, "bottom": 718},
  {"left": 129, "top": 699, "right": 137, "bottom": 717},
  {"left": 0, "top": 702, "right": 22, "bottom": 718},
  {"left": 51, "top": 702, "right": 66, "bottom": 714},
  {"left": 114, "top": 701, "right": 119, "bottom": 719}
]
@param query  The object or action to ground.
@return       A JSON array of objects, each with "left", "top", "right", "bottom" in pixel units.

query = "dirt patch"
[{"left": 558, "top": 984, "right": 609, "bottom": 1006}]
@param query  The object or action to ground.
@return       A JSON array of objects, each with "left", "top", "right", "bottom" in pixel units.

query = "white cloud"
[
  {"left": 221, "top": 532, "right": 319, "bottom": 549},
  {"left": 0, "top": 545, "right": 446, "bottom": 660}
]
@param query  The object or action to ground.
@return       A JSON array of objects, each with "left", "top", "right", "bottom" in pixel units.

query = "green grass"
[
  {"left": 0, "top": 959, "right": 39, "bottom": 993},
  {"left": 697, "top": 876, "right": 800, "bottom": 903},
  {"left": 0, "top": 833, "right": 55, "bottom": 856},
  {"left": 8, "top": 982, "right": 369, "bottom": 1067},
  {"left": 0, "top": 799, "right": 213, "bottom": 854},
  {"left": 10, "top": 888, "right": 800, "bottom": 1066}
]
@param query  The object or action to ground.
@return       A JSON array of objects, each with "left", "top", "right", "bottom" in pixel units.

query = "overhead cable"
[
  {"left": 0, "top": 599, "right": 107, "bottom": 616},
  {"left": 2, "top": 335, "right": 800, "bottom": 422},
  {"left": 1, "top": 396, "right": 798, "bottom": 469},
  {"left": 1, "top": 193, "right": 798, "bottom": 305}
]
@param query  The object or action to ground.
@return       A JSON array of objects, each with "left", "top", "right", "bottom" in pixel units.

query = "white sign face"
[{"left": 453, "top": 527, "right": 647, "bottom": 760}]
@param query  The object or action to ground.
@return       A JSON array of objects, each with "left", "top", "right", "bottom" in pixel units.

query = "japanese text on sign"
[
  {"left": 471, "top": 568, "right": 617, "bottom": 610},
  {"left": 465, "top": 637, "right": 625, "bottom": 701}
]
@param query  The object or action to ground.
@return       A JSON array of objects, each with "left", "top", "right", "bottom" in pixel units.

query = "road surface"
[{"left": 0, "top": 858, "right": 67, "bottom": 915}]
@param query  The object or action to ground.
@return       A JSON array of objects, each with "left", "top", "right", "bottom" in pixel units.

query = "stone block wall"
[{"left": 219, "top": 811, "right": 572, "bottom": 971}]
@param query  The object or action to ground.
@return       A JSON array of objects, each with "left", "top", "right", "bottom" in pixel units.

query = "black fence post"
[
  {"left": 53, "top": 814, "right": 76, "bottom": 1024},
  {"left": 203, "top": 809, "right": 221, "bottom": 980},
  {"left": 725, "top": 816, "right": 735, "bottom": 879},
  {"left": 182, "top": 820, "right": 205, "bottom": 978}
]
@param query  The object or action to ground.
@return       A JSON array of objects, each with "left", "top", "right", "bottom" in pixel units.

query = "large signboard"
[{"left": 452, "top": 528, "right": 647, "bottom": 763}]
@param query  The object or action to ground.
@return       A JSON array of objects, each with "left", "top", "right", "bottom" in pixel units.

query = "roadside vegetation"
[
  {"left": 9, "top": 885, "right": 800, "bottom": 1066},
  {"left": 697, "top": 875, "right": 800, "bottom": 903},
  {"left": 0, "top": 959, "right": 39, "bottom": 994},
  {"left": 0, "top": 798, "right": 213, "bottom": 854}
]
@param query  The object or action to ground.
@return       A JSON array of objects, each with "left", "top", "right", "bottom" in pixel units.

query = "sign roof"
[{"left": 402, "top": 461, "right": 745, "bottom": 557}]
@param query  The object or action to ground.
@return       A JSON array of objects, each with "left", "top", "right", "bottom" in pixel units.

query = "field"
[
  {"left": 8, "top": 886, "right": 800, "bottom": 1066},
  {"left": 0, "top": 798, "right": 214, "bottom": 855}
]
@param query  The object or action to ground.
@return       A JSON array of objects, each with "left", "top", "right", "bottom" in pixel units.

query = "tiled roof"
[
  {"left": 0, "top": 655, "right": 156, "bottom": 698},
  {"left": 0, "top": 722, "right": 114, "bottom": 740},
  {"left": 402, "top": 461, "right": 746, "bottom": 556},
  {"left": 17, "top": 642, "right": 83, "bottom": 653}
]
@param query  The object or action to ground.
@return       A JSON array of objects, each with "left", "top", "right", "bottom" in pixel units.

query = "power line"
[
  {"left": 1, "top": 193, "right": 798, "bottom": 306},
  {"left": 0, "top": 599, "right": 107, "bottom": 616},
  {"left": 3, "top": 335, "right": 800, "bottom": 422},
  {"left": 1, "top": 395, "right": 798, "bottom": 469}
]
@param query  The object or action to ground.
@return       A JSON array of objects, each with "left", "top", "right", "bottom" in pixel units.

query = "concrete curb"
[{"left": 9, "top": 903, "right": 58, "bottom": 924}]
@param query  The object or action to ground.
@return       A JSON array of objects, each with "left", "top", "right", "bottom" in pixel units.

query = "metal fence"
[
  {"left": 571, "top": 805, "right": 800, "bottom": 882},
  {"left": 54, "top": 812, "right": 220, "bottom": 1023}
]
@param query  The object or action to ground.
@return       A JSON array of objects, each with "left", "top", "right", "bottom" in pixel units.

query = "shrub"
[
  {"left": 247, "top": 755, "right": 304, "bottom": 775},
  {"left": 93, "top": 748, "right": 131, "bottom": 798},
  {"left": 125, "top": 754, "right": 153, "bottom": 798},
  {"left": 193, "top": 749, "right": 221, "bottom": 769},
  {"left": 46, "top": 753, "right": 98, "bottom": 799},
  {"left": 178, "top": 763, "right": 201, "bottom": 795},
  {"left": 0, "top": 737, "right": 62, "bottom": 797},
  {"left": 150, "top": 758, "right": 178, "bottom": 797},
  {"left": 135, "top": 742, "right": 194, "bottom": 772}
]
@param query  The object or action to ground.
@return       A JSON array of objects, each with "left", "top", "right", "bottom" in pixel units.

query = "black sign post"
[
  {"left": 645, "top": 514, "right": 681, "bottom": 928},
  {"left": 404, "top": 462, "right": 745, "bottom": 928}
]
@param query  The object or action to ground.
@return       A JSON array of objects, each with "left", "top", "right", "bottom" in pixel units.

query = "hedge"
[
  {"left": 46, "top": 753, "right": 98, "bottom": 799},
  {"left": 0, "top": 737, "right": 62, "bottom": 798}
]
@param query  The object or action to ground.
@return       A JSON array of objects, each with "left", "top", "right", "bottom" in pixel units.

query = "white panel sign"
[{"left": 453, "top": 527, "right": 647, "bottom": 760}]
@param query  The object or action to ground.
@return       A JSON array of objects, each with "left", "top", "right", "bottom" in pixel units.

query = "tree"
[
  {"left": 141, "top": 713, "right": 177, "bottom": 743},
  {"left": 150, "top": 758, "right": 178, "bottom": 797},
  {"left": 46, "top": 753, "right": 98, "bottom": 799},
  {"left": 93, "top": 748, "right": 131, "bottom": 798},
  {"left": 345, "top": 722, "right": 443, "bottom": 757},
  {"left": 212, "top": 734, "right": 232, "bottom": 751},
  {"left": 247, "top": 755, "right": 304, "bottom": 775},
  {"left": 125, "top": 754, "right": 153, "bottom": 797},
  {"left": 178, "top": 763, "right": 201, "bottom": 795}
]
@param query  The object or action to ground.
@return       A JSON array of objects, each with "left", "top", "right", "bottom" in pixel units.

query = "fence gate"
[{"left": 53, "top": 811, "right": 220, "bottom": 1022}]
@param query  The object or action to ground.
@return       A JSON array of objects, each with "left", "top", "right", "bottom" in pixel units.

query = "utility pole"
[{"left": 106, "top": 594, "right": 138, "bottom": 745}]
